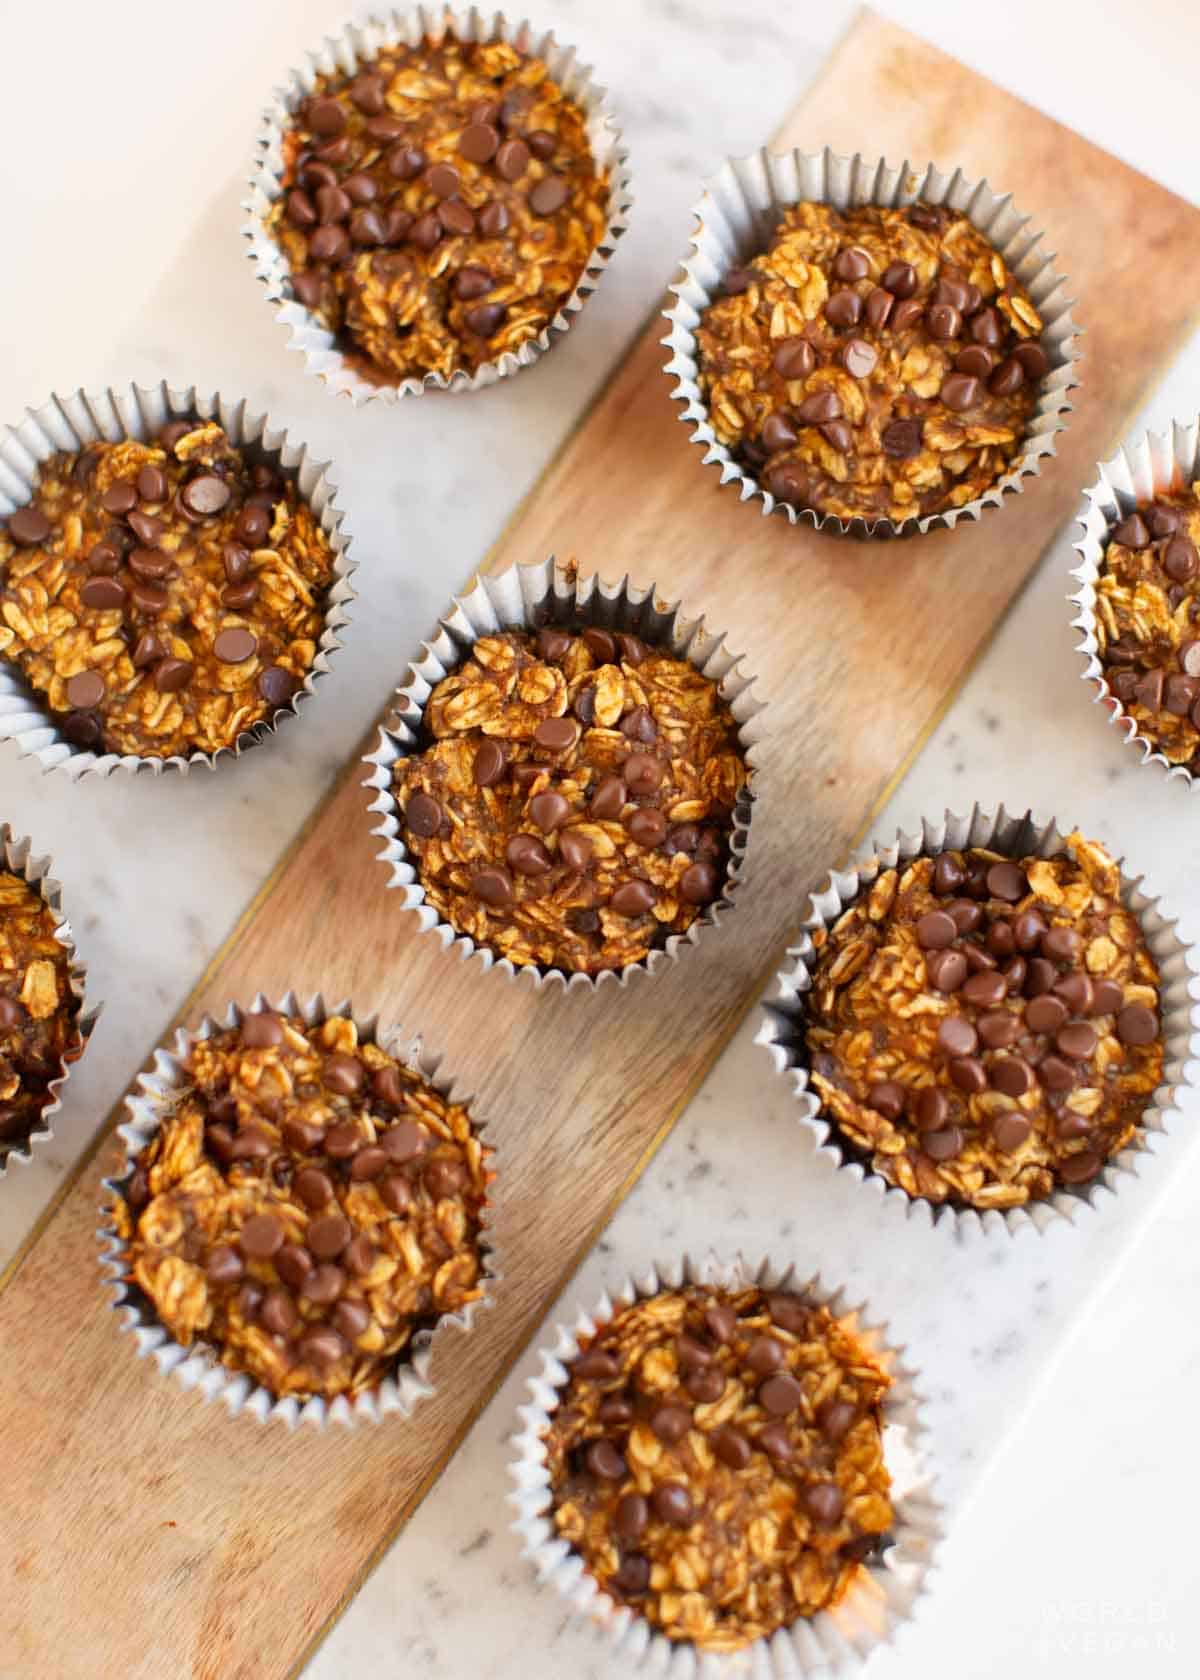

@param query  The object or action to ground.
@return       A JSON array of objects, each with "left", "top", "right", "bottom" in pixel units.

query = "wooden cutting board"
[{"left": 4, "top": 13, "right": 1200, "bottom": 1679}]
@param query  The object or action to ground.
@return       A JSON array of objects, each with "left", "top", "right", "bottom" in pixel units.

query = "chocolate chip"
[
  {"left": 1025, "top": 957, "right": 1058, "bottom": 997},
  {"left": 86, "top": 540, "right": 121, "bottom": 574},
  {"left": 380, "top": 1175, "right": 413, "bottom": 1214},
  {"left": 559, "top": 831, "right": 594, "bottom": 872},
  {"left": 761, "top": 412, "right": 798, "bottom": 452},
  {"left": 65, "top": 670, "right": 104, "bottom": 710},
  {"left": 1055, "top": 971, "right": 1095, "bottom": 1014},
  {"left": 1038, "top": 1054, "right": 1075, "bottom": 1092},
  {"left": 342, "top": 1233, "right": 377, "bottom": 1277},
  {"left": 406, "top": 792, "right": 443, "bottom": 838},
  {"left": 881, "top": 261, "right": 917, "bottom": 298},
  {"left": 987, "top": 862, "right": 1027, "bottom": 902},
  {"left": 472, "top": 866, "right": 513, "bottom": 907},
  {"left": 622, "top": 808, "right": 664, "bottom": 850},
  {"left": 833, "top": 246, "right": 871, "bottom": 281},
  {"left": 822, "top": 419, "right": 854, "bottom": 454},
  {"left": 926, "top": 948, "right": 968, "bottom": 992},
  {"left": 922, "top": 1125, "right": 964, "bottom": 1161},
  {"left": 825, "top": 288, "right": 863, "bottom": 328},
  {"left": 916, "top": 910, "right": 957, "bottom": 949},
  {"left": 916, "top": 1087, "right": 949, "bottom": 1131},
  {"left": 464, "top": 300, "right": 505, "bottom": 336},
  {"left": 954, "top": 346, "right": 994, "bottom": 382},
  {"left": 817, "top": 1399, "right": 857, "bottom": 1441},
  {"left": 650, "top": 1483, "right": 693, "bottom": 1526},
  {"left": 260, "top": 1287, "right": 297, "bottom": 1336},
  {"left": 282, "top": 1116, "right": 324, "bottom": 1153},
  {"left": 1013, "top": 342, "right": 1050, "bottom": 380},
  {"left": 704, "top": 1304, "right": 737, "bottom": 1344},
  {"left": 308, "top": 1213, "right": 351, "bottom": 1260},
  {"left": 842, "top": 337, "right": 878, "bottom": 379},
  {"left": 759, "top": 1372, "right": 804, "bottom": 1415},
  {"left": 239, "top": 1212, "right": 284, "bottom": 1259},
  {"left": 1090, "top": 979, "right": 1124, "bottom": 1016},
  {"left": 989, "top": 357, "right": 1025, "bottom": 397},
  {"left": 100, "top": 481, "right": 137, "bottom": 516},
  {"left": 534, "top": 716, "right": 578, "bottom": 752},
  {"left": 937, "top": 1016, "right": 978, "bottom": 1057},
  {"left": 506, "top": 833, "right": 553, "bottom": 876},
  {"left": 459, "top": 122, "right": 500, "bottom": 163},
  {"left": 773, "top": 339, "right": 815, "bottom": 379},
  {"left": 127, "top": 509, "right": 163, "bottom": 548},
  {"left": 439, "top": 199, "right": 477, "bottom": 237},
  {"left": 582, "top": 1437, "right": 625, "bottom": 1481},
  {"left": 612, "top": 1553, "right": 650, "bottom": 1596},
  {"left": 408, "top": 211, "right": 442, "bottom": 252},
  {"left": 765, "top": 1293, "right": 809, "bottom": 1334},
  {"left": 614, "top": 1492, "right": 648, "bottom": 1540},
  {"left": 1111, "top": 512, "right": 1149, "bottom": 549},
  {"left": 79, "top": 576, "right": 126, "bottom": 610},
  {"left": 295, "top": 1166, "right": 334, "bottom": 1208},
  {"left": 797, "top": 390, "right": 842, "bottom": 425},
  {"left": 970, "top": 307, "right": 1005, "bottom": 347},
  {"left": 685, "top": 1367, "right": 725, "bottom": 1403},
  {"left": 478, "top": 201, "right": 510, "bottom": 237},
  {"left": 299, "top": 1328, "right": 347, "bottom": 1367},
  {"left": 867, "top": 1080, "right": 905, "bottom": 1119},
  {"left": 949, "top": 1056, "right": 987, "bottom": 1094},
  {"left": 744, "top": 1335, "right": 784, "bottom": 1376},
  {"left": 865, "top": 286, "right": 894, "bottom": 329},
  {"left": 963, "top": 970, "right": 1007, "bottom": 1009},
  {"left": 7, "top": 506, "right": 51, "bottom": 545},
  {"left": 1056, "top": 1022, "right": 1098, "bottom": 1060},
  {"left": 610, "top": 879, "right": 657, "bottom": 916},
  {"left": 803, "top": 1483, "right": 844, "bottom": 1527},
  {"left": 759, "top": 1422, "right": 793, "bottom": 1461},
  {"left": 206, "top": 1245, "right": 244, "bottom": 1285},
  {"left": 978, "top": 1011, "right": 1020, "bottom": 1050},
  {"left": 183, "top": 480, "right": 238, "bottom": 531},
  {"left": 880, "top": 418, "right": 923, "bottom": 459},
  {"left": 1116, "top": 1003, "right": 1157, "bottom": 1045},
  {"left": 214, "top": 627, "right": 258, "bottom": 665},
  {"left": 926, "top": 302, "right": 961, "bottom": 341},
  {"left": 1164, "top": 535, "right": 1198, "bottom": 581},
  {"left": 940, "top": 373, "right": 981, "bottom": 412},
  {"left": 529, "top": 175, "right": 569, "bottom": 215},
  {"left": 993, "top": 1112, "right": 1032, "bottom": 1152},
  {"left": 1059, "top": 1151, "right": 1103, "bottom": 1185},
  {"left": 650, "top": 1405, "right": 691, "bottom": 1444},
  {"left": 306, "top": 96, "right": 346, "bottom": 137}
]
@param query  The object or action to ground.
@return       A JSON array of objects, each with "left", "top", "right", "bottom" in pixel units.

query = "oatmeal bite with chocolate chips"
[
  {"left": 0, "top": 870, "right": 82, "bottom": 1163},
  {"left": 544, "top": 1283, "right": 894, "bottom": 1653},
  {"left": 804, "top": 833, "right": 1164, "bottom": 1209},
  {"left": 268, "top": 34, "right": 611, "bottom": 383},
  {"left": 390, "top": 627, "right": 748, "bottom": 974},
  {"left": 1094, "top": 489, "right": 1200, "bottom": 770},
  {"left": 696, "top": 200, "right": 1048, "bottom": 525},
  {"left": 0, "top": 420, "right": 337, "bottom": 759},
  {"left": 113, "top": 1009, "right": 491, "bottom": 1401}
]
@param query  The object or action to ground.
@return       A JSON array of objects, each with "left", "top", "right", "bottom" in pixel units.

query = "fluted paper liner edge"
[
  {"left": 364, "top": 558, "right": 767, "bottom": 991},
  {"left": 508, "top": 1251, "right": 942, "bottom": 1678},
  {"left": 663, "top": 147, "right": 1080, "bottom": 540},
  {"left": 0, "top": 380, "right": 356, "bottom": 779},
  {"left": 244, "top": 5, "right": 632, "bottom": 404},
  {"left": 756, "top": 804, "right": 1197, "bottom": 1236},
  {"left": 97, "top": 992, "right": 497, "bottom": 1429}
]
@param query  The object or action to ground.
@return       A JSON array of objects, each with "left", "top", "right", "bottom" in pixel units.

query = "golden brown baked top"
[
  {"left": 0, "top": 870, "right": 81, "bottom": 1163},
  {"left": 0, "top": 421, "right": 337, "bottom": 760},
  {"left": 269, "top": 35, "right": 611, "bottom": 383},
  {"left": 390, "top": 627, "right": 748, "bottom": 974},
  {"left": 1094, "top": 488, "right": 1200, "bottom": 768},
  {"left": 114, "top": 1010, "right": 490, "bottom": 1401},
  {"left": 545, "top": 1284, "right": 893, "bottom": 1652},
  {"left": 696, "top": 201, "right": 1048, "bottom": 524},
  {"left": 804, "top": 833, "right": 1164, "bottom": 1209}
]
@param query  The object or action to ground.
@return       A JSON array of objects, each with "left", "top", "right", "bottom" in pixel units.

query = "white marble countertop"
[{"left": 2, "top": 1, "right": 1198, "bottom": 1675}]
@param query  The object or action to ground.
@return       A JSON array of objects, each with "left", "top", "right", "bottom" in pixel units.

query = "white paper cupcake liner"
[
  {"left": 509, "top": 1251, "right": 942, "bottom": 1678},
  {"left": 1071, "top": 417, "right": 1200, "bottom": 784},
  {"left": 364, "top": 558, "right": 767, "bottom": 991},
  {"left": 244, "top": 6, "right": 632, "bottom": 404},
  {"left": 664, "top": 147, "right": 1080, "bottom": 539},
  {"left": 757, "top": 805, "right": 1197, "bottom": 1236},
  {"left": 0, "top": 380, "right": 356, "bottom": 779},
  {"left": 0, "top": 822, "right": 98, "bottom": 1179},
  {"left": 97, "top": 991, "right": 496, "bottom": 1428}
]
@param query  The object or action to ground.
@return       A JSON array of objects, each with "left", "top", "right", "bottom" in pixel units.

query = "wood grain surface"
[{"left": 5, "top": 14, "right": 1200, "bottom": 1679}]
